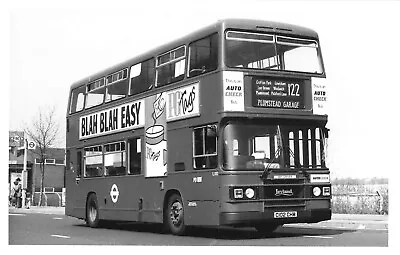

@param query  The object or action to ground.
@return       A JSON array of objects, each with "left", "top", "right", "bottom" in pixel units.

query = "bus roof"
[{"left": 69, "top": 19, "right": 319, "bottom": 90}]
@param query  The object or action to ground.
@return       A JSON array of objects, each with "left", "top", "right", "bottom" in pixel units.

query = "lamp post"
[
  {"left": 21, "top": 132, "right": 36, "bottom": 208},
  {"left": 22, "top": 133, "right": 28, "bottom": 208}
]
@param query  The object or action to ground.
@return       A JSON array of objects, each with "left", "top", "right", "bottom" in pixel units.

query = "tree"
[{"left": 25, "top": 106, "right": 60, "bottom": 206}]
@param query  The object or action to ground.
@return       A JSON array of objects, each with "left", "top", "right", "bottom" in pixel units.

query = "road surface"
[{"left": 9, "top": 211, "right": 387, "bottom": 246}]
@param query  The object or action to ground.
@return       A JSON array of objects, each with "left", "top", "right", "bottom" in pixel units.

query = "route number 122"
[{"left": 288, "top": 83, "right": 300, "bottom": 97}]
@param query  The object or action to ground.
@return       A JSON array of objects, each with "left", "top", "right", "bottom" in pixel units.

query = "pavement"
[
  {"left": 9, "top": 206, "right": 66, "bottom": 215},
  {"left": 287, "top": 213, "right": 388, "bottom": 231},
  {"left": 9, "top": 206, "right": 388, "bottom": 231}
]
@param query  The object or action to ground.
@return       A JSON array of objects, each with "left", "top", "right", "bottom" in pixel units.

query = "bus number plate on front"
[{"left": 274, "top": 211, "right": 297, "bottom": 218}]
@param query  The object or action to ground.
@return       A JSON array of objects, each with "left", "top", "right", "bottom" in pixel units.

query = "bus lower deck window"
[{"left": 193, "top": 125, "right": 217, "bottom": 169}]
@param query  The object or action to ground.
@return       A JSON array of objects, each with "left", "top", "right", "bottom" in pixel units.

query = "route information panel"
[{"left": 252, "top": 77, "right": 305, "bottom": 109}]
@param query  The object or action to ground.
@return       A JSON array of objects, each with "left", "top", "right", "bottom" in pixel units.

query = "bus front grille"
[
  {"left": 261, "top": 181, "right": 306, "bottom": 209},
  {"left": 264, "top": 200, "right": 306, "bottom": 209}
]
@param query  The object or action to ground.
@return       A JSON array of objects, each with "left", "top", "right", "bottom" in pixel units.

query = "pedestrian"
[
  {"left": 12, "top": 178, "right": 23, "bottom": 208},
  {"left": 9, "top": 183, "right": 14, "bottom": 206}
]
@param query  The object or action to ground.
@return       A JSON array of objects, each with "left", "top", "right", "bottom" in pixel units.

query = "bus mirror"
[{"left": 324, "top": 128, "right": 330, "bottom": 138}]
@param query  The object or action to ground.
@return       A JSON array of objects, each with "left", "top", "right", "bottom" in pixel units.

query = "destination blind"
[{"left": 252, "top": 77, "right": 305, "bottom": 109}]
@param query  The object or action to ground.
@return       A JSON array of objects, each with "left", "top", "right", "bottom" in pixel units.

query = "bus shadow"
[
  {"left": 183, "top": 226, "right": 356, "bottom": 240},
  {"left": 75, "top": 221, "right": 356, "bottom": 240}
]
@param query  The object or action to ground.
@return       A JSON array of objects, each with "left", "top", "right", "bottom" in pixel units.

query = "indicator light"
[
  {"left": 323, "top": 187, "right": 330, "bottom": 196},
  {"left": 234, "top": 188, "right": 243, "bottom": 199}
]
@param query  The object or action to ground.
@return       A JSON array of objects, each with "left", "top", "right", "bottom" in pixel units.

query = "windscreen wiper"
[
  {"left": 260, "top": 145, "right": 282, "bottom": 180},
  {"left": 285, "top": 145, "right": 309, "bottom": 178}
]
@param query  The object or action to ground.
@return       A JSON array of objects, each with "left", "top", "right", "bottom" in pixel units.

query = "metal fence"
[{"left": 32, "top": 188, "right": 65, "bottom": 207}]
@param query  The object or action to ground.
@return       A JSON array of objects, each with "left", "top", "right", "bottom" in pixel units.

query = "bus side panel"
[
  {"left": 66, "top": 115, "right": 81, "bottom": 150},
  {"left": 196, "top": 72, "right": 223, "bottom": 123},
  {"left": 97, "top": 176, "right": 139, "bottom": 222},
  {"left": 165, "top": 172, "right": 220, "bottom": 226},
  {"left": 184, "top": 200, "right": 220, "bottom": 226},
  {"left": 79, "top": 176, "right": 165, "bottom": 223},
  {"left": 166, "top": 127, "right": 221, "bottom": 226}
]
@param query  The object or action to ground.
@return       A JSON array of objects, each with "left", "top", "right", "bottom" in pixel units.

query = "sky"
[{"left": 4, "top": 0, "right": 400, "bottom": 179}]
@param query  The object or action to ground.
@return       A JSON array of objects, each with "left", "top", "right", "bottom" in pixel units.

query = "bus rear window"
[{"left": 69, "top": 86, "right": 86, "bottom": 114}]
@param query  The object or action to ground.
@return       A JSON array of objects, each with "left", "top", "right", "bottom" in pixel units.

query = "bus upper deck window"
[
  {"left": 156, "top": 46, "right": 186, "bottom": 87},
  {"left": 188, "top": 33, "right": 218, "bottom": 78},
  {"left": 129, "top": 58, "right": 155, "bottom": 95},
  {"left": 106, "top": 68, "right": 129, "bottom": 102},
  {"left": 276, "top": 36, "right": 322, "bottom": 74},
  {"left": 86, "top": 78, "right": 105, "bottom": 109}
]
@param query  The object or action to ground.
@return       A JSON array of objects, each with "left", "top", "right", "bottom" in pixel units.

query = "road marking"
[
  {"left": 53, "top": 217, "right": 63, "bottom": 220},
  {"left": 9, "top": 213, "right": 26, "bottom": 216},
  {"left": 304, "top": 235, "right": 333, "bottom": 239},
  {"left": 51, "top": 234, "right": 70, "bottom": 239}
]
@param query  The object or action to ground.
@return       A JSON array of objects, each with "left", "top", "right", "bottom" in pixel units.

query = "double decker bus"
[{"left": 66, "top": 19, "right": 330, "bottom": 235}]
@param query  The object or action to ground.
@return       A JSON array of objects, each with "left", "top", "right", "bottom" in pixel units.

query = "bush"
[{"left": 331, "top": 184, "right": 388, "bottom": 214}]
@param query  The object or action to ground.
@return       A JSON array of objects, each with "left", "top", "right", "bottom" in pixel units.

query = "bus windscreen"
[
  {"left": 222, "top": 123, "right": 327, "bottom": 171},
  {"left": 225, "top": 31, "right": 323, "bottom": 74}
]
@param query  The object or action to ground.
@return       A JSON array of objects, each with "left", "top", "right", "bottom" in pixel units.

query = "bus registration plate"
[{"left": 274, "top": 211, "right": 297, "bottom": 218}]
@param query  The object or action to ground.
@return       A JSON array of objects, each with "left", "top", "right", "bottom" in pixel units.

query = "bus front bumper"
[{"left": 219, "top": 208, "right": 331, "bottom": 226}]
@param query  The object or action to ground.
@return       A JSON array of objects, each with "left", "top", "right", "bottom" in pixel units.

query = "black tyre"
[
  {"left": 165, "top": 193, "right": 186, "bottom": 235},
  {"left": 255, "top": 223, "right": 280, "bottom": 235},
  {"left": 86, "top": 193, "right": 100, "bottom": 228}
]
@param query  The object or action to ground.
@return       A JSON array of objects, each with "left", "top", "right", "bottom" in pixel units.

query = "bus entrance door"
[{"left": 65, "top": 149, "right": 84, "bottom": 218}]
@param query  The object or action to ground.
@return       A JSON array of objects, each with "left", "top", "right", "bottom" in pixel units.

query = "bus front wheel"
[
  {"left": 165, "top": 194, "right": 186, "bottom": 235},
  {"left": 86, "top": 194, "right": 100, "bottom": 228}
]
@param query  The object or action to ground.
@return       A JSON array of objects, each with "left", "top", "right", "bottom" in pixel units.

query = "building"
[{"left": 8, "top": 131, "right": 65, "bottom": 198}]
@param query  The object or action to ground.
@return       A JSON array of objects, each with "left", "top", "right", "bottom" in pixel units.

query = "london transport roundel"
[{"left": 110, "top": 184, "right": 119, "bottom": 203}]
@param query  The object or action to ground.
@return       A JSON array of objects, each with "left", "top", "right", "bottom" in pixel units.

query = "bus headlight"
[
  {"left": 245, "top": 188, "right": 255, "bottom": 199},
  {"left": 313, "top": 187, "right": 321, "bottom": 197}
]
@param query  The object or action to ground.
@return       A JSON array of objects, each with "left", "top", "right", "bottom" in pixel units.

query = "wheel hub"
[
  {"left": 170, "top": 201, "right": 183, "bottom": 225},
  {"left": 89, "top": 204, "right": 97, "bottom": 222}
]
